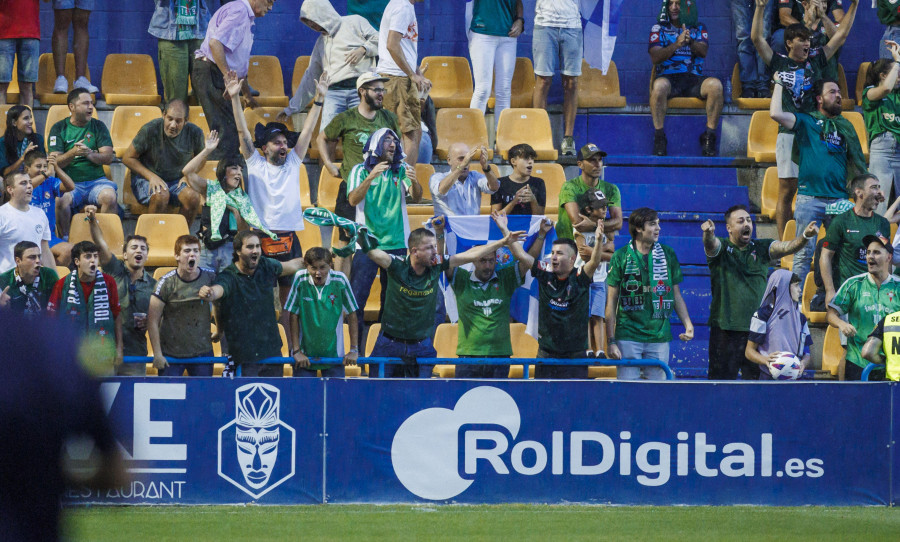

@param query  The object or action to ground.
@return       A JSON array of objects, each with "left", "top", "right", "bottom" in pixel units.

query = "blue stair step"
[
  {"left": 575, "top": 115, "right": 724, "bottom": 157},
  {"left": 617, "top": 184, "right": 749, "bottom": 213}
]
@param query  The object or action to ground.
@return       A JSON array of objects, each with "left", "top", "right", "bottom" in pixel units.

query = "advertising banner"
[
  {"left": 63, "top": 378, "right": 324, "bottom": 505},
  {"left": 325, "top": 380, "right": 891, "bottom": 505}
]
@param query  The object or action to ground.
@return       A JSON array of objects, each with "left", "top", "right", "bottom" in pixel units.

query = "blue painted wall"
[{"left": 37, "top": 0, "right": 883, "bottom": 103}]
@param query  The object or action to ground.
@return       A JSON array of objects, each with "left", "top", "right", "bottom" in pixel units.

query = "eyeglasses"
[{"left": 366, "top": 87, "right": 386, "bottom": 94}]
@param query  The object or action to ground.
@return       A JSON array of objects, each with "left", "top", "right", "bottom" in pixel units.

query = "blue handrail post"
[{"left": 861, "top": 362, "right": 885, "bottom": 382}]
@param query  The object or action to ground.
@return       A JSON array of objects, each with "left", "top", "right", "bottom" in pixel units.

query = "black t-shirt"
[{"left": 490, "top": 175, "right": 546, "bottom": 215}]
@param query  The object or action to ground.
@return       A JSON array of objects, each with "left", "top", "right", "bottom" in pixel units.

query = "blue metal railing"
[
  {"left": 862, "top": 363, "right": 886, "bottom": 382},
  {"left": 123, "top": 356, "right": 675, "bottom": 380}
]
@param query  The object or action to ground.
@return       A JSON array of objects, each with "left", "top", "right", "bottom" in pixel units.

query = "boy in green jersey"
[
  {"left": 284, "top": 247, "right": 360, "bottom": 378},
  {"left": 828, "top": 234, "right": 900, "bottom": 380}
]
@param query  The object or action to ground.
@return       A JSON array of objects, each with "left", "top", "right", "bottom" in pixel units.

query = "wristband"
[
  {"left": 313, "top": 100, "right": 324, "bottom": 106},
  {"left": 514, "top": 16, "right": 524, "bottom": 23},
  {"left": 436, "top": 234, "right": 445, "bottom": 240},
  {"left": 802, "top": 232, "right": 815, "bottom": 240},
  {"left": 482, "top": 166, "right": 491, "bottom": 173},
  {"left": 349, "top": 347, "right": 359, "bottom": 353},
  {"left": 608, "top": 338, "right": 616, "bottom": 345}
]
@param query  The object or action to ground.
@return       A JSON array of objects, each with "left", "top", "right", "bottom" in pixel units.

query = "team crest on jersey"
[
  {"left": 890, "top": 292, "right": 896, "bottom": 303},
  {"left": 328, "top": 293, "right": 336, "bottom": 307}
]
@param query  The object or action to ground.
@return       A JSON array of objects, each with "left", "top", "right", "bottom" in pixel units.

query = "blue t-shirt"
[
  {"left": 648, "top": 21, "right": 708, "bottom": 77},
  {"left": 30, "top": 177, "right": 62, "bottom": 233}
]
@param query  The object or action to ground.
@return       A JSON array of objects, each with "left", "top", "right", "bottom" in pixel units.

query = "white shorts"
[{"left": 776, "top": 132, "right": 799, "bottom": 178}]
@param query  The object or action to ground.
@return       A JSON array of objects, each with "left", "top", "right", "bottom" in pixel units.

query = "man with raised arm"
[
  {"left": 752, "top": 0, "right": 859, "bottom": 240},
  {"left": 362, "top": 222, "right": 525, "bottom": 378},
  {"left": 702, "top": 204, "right": 817, "bottom": 380},
  {"left": 198, "top": 230, "right": 305, "bottom": 377}
]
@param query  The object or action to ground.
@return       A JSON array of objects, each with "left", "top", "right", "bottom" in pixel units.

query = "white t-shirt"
[
  {"left": 377, "top": 0, "right": 419, "bottom": 77},
  {"left": 535, "top": 0, "right": 581, "bottom": 28},
  {"left": 575, "top": 230, "right": 608, "bottom": 282},
  {"left": 429, "top": 170, "right": 494, "bottom": 217},
  {"left": 246, "top": 151, "right": 305, "bottom": 232},
  {"left": 0, "top": 204, "right": 51, "bottom": 272}
]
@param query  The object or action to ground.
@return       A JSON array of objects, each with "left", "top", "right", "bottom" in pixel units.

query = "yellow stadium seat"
[
  {"left": 296, "top": 225, "right": 322, "bottom": 252},
  {"left": 278, "top": 323, "right": 293, "bottom": 376},
  {"left": 298, "top": 164, "right": 312, "bottom": 208},
  {"left": 532, "top": 163, "right": 566, "bottom": 214},
  {"left": 188, "top": 106, "right": 210, "bottom": 135},
  {"left": 111, "top": 106, "right": 163, "bottom": 157},
  {"left": 433, "top": 323, "right": 457, "bottom": 378},
  {"left": 244, "top": 106, "right": 293, "bottom": 134},
  {"left": 152, "top": 267, "right": 176, "bottom": 281},
  {"left": 761, "top": 167, "right": 778, "bottom": 220},
  {"left": 650, "top": 65, "right": 704, "bottom": 109},
  {"left": 247, "top": 55, "right": 289, "bottom": 108},
  {"left": 800, "top": 272, "right": 826, "bottom": 324},
  {"left": 855, "top": 62, "right": 870, "bottom": 107},
  {"left": 415, "top": 163, "right": 435, "bottom": 200},
  {"left": 101, "top": 54, "right": 160, "bottom": 106},
  {"left": 578, "top": 60, "right": 627, "bottom": 108},
  {"left": 837, "top": 64, "right": 854, "bottom": 110},
  {"left": 822, "top": 325, "right": 843, "bottom": 377},
  {"left": 43, "top": 104, "right": 98, "bottom": 147},
  {"left": 488, "top": 57, "right": 535, "bottom": 109},
  {"left": 122, "top": 169, "right": 179, "bottom": 215},
  {"left": 290, "top": 56, "right": 312, "bottom": 110},
  {"left": 892, "top": 223, "right": 898, "bottom": 242},
  {"left": 340, "top": 323, "right": 362, "bottom": 377},
  {"left": 481, "top": 164, "right": 502, "bottom": 213},
  {"left": 365, "top": 323, "right": 381, "bottom": 357},
  {"left": 36, "top": 53, "right": 93, "bottom": 105},
  {"left": 69, "top": 212, "right": 124, "bottom": 255},
  {"left": 134, "top": 214, "right": 190, "bottom": 267},
  {"left": 747, "top": 110, "right": 778, "bottom": 162},
  {"left": 508, "top": 322, "right": 538, "bottom": 378},
  {"left": 55, "top": 265, "right": 71, "bottom": 278},
  {"left": 730, "top": 63, "right": 771, "bottom": 110},
  {"left": 420, "top": 56, "right": 473, "bottom": 109},
  {"left": 843, "top": 111, "right": 869, "bottom": 160},
  {"left": 781, "top": 220, "right": 796, "bottom": 270},
  {"left": 495, "top": 108, "right": 557, "bottom": 161},
  {"left": 317, "top": 162, "right": 342, "bottom": 210},
  {"left": 365, "top": 272, "right": 381, "bottom": 322},
  {"left": 434, "top": 108, "right": 492, "bottom": 160}
]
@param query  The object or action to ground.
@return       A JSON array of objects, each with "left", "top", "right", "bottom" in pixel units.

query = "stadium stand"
[
  {"left": 432, "top": 323, "right": 457, "bottom": 378},
  {"left": 729, "top": 64, "right": 770, "bottom": 110},
  {"left": 35, "top": 53, "right": 92, "bottom": 105},
  {"left": 291, "top": 56, "right": 311, "bottom": 107},
  {"left": 101, "top": 54, "right": 160, "bottom": 106},
  {"left": 577, "top": 60, "right": 627, "bottom": 108},
  {"left": 110, "top": 106, "right": 163, "bottom": 157},
  {"left": 188, "top": 106, "right": 210, "bottom": 135},
  {"left": 781, "top": 220, "right": 796, "bottom": 270},
  {"left": 134, "top": 214, "right": 190, "bottom": 267},
  {"left": 316, "top": 162, "right": 342, "bottom": 210},
  {"left": 837, "top": 64, "right": 854, "bottom": 110},
  {"left": 856, "top": 62, "right": 870, "bottom": 105},
  {"left": 68, "top": 212, "right": 124, "bottom": 255},
  {"left": 487, "top": 57, "right": 535, "bottom": 110},
  {"left": 760, "top": 167, "right": 778, "bottom": 220},
  {"left": 495, "top": 108, "right": 558, "bottom": 160},
  {"left": 152, "top": 267, "right": 176, "bottom": 281},
  {"left": 247, "top": 55, "right": 289, "bottom": 108},
  {"left": 420, "top": 56, "right": 474, "bottom": 109},
  {"left": 55, "top": 265, "right": 71, "bottom": 278},
  {"left": 746, "top": 110, "right": 778, "bottom": 162},
  {"left": 800, "top": 272, "right": 826, "bottom": 324},
  {"left": 532, "top": 163, "right": 566, "bottom": 214},
  {"left": 434, "top": 108, "right": 492, "bottom": 160},
  {"left": 244, "top": 106, "right": 293, "bottom": 133},
  {"left": 822, "top": 325, "right": 842, "bottom": 377}
]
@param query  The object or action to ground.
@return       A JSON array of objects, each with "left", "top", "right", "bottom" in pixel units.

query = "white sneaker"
[
  {"left": 53, "top": 75, "right": 68, "bottom": 93},
  {"left": 74, "top": 76, "right": 98, "bottom": 94}
]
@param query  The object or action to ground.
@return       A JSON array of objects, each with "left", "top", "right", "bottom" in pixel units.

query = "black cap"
[
  {"left": 253, "top": 122, "right": 299, "bottom": 149},
  {"left": 863, "top": 234, "right": 894, "bottom": 255}
]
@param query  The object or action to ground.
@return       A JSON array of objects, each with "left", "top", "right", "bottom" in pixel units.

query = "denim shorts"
[
  {"left": 53, "top": 0, "right": 95, "bottom": 9},
  {"left": 131, "top": 175, "right": 187, "bottom": 206},
  {"left": 589, "top": 280, "right": 607, "bottom": 317},
  {"left": 532, "top": 25, "right": 583, "bottom": 77},
  {"left": 70, "top": 178, "right": 117, "bottom": 209},
  {"left": 0, "top": 39, "right": 40, "bottom": 83}
]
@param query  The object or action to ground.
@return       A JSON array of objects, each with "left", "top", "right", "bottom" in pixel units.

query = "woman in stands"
[
  {"left": 468, "top": 0, "right": 524, "bottom": 130},
  {"left": 863, "top": 40, "right": 900, "bottom": 216},
  {"left": 0, "top": 105, "right": 44, "bottom": 178},
  {"left": 745, "top": 270, "right": 811, "bottom": 380}
]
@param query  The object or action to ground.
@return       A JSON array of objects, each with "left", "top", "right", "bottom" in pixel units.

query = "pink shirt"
[{"left": 196, "top": 0, "right": 255, "bottom": 77}]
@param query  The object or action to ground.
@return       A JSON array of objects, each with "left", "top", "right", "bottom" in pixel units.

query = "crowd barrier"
[
  {"left": 62, "top": 377, "right": 898, "bottom": 506},
  {"left": 123, "top": 356, "right": 675, "bottom": 380}
]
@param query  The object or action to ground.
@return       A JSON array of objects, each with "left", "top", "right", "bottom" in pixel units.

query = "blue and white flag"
[
  {"left": 424, "top": 214, "right": 556, "bottom": 338},
  {"left": 581, "top": 0, "right": 624, "bottom": 75}
]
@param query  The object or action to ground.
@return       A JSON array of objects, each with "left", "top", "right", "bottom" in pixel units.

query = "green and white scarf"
[
  {"left": 624, "top": 242, "right": 675, "bottom": 320},
  {"left": 206, "top": 179, "right": 276, "bottom": 242},
  {"left": 174, "top": 0, "right": 198, "bottom": 41},
  {"left": 60, "top": 269, "right": 116, "bottom": 348},
  {"left": 14, "top": 267, "right": 42, "bottom": 316},
  {"left": 302, "top": 207, "right": 380, "bottom": 257}
]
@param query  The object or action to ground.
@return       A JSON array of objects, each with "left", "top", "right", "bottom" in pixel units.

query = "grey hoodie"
[{"left": 284, "top": 0, "right": 379, "bottom": 116}]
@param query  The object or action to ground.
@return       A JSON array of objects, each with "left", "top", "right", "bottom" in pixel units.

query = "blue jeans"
[
  {"left": 869, "top": 132, "right": 900, "bottom": 215},
  {"left": 70, "top": 178, "right": 117, "bottom": 209},
  {"left": 616, "top": 340, "right": 670, "bottom": 381},
  {"left": 881, "top": 27, "right": 900, "bottom": 59},
  {"left": 418, "top": 129, "right": 433, "bottom": 164},
  {"left": 369, "top": 332, "right": 436, "bottom": 378},
  {"left": 770, "top": 29, "right": 787, "bottom": 57},
  {"left": 0, "top": 38, "right": 40, "bottom": 83},
  {"left": 350, "top": 248, "right": 406, "bottom": 352},
  {"left": 792, "top": 195, "right": 838, "bottom": 282},
  {"left": 322, "top": 88, "right": 360, "bottom": 132},
  {"left": 200, "top": 242, "right": 233, "bottom": 274},
  {"left": 532, "top": 25, "right": 583, "bottom": 77},
  {"left": 731, "top": 0, "right": 771, "bottom": 92}
]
